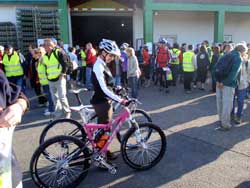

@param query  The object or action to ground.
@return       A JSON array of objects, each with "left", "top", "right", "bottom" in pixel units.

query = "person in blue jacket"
[{"left": 215, "top": 43, "right": 247, "bottom": 131}]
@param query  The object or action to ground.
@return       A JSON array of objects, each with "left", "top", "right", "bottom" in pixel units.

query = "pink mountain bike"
[{"left": 30, "top": 99, "right": 166, "bottom": 188}]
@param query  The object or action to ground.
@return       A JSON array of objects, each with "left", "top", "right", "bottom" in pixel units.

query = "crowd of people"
[
  {"left": 0, "top": 37, "right": 250, "bottom": 187},
  {"left": 0, "top": 38, "right": 250, "bottom": 127}
]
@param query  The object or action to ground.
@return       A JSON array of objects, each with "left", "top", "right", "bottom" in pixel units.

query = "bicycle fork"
[{"left": 130, "top": 119, "right": 143, "bottom": 143}]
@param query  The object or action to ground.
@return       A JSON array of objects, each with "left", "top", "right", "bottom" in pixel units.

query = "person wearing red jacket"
[
  {"left": 155, "top": 39, "right": 171, "bottom": 93},
  {"left": 142, "top": 45, "right": 151, "bottom": 87},
  {"left": 85, "top": 42, "right": 97, "bottom": 90}
]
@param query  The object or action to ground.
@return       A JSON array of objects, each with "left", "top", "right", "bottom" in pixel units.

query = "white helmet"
[
  {"left": 99, "top": 39, "right": 121, "bottom": 56},
  {"left": 120, "top": 42, "right": 129, "bottom": 50}
]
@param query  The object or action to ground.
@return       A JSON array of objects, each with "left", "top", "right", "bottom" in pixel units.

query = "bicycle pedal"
[{"left": 99, "top": 160, "right": 117, "bottom": 174}]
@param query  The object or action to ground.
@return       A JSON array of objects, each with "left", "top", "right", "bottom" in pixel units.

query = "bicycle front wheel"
[
  {"left": 121, "top": 123, "right": 166, "bottom": 170},
  {"left": 116, "top": 109, "right": 152, "bottom": 143},
  {"left": 30, "top": 135, "right": 90, "bottom": 188}
]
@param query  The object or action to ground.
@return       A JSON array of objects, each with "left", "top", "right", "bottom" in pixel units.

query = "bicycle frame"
[{"left": 84, "top": 107, "right": 131, "bottom": 154}]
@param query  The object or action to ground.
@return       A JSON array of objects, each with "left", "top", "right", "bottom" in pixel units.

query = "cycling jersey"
[{"left": 90, "top": 57, "right": 122, "bottom": 105}]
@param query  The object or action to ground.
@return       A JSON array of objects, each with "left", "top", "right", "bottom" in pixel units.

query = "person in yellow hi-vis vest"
[
  {"left": 170, "top": 43, "right": 181, "bottom": 86},
  {"left": 2, "top": 45, "right": 24, "bottom": 91},
  {"left": 183, "top": 44, "right": 197, "bottom": 93},
  {"left": 43, "top": 38, "right": 71, "bottom": 119},
  {"left": 35, "top": 47, "right": 55, "bottom": 116},
  {"left": 77, "top": 48, "right": 86, "bottom": 85}
]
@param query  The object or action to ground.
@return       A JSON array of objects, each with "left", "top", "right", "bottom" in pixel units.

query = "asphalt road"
[{"left": 14, "top": 83, "right": 250, "bottom": 188}]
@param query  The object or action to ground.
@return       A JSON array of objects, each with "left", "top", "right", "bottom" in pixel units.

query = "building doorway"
[{"left": 71, "top": 15, "right": 133, "bottom": 48}]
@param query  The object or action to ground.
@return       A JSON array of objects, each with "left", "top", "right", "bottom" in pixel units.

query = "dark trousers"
[
  {"left": 143, "top": 64, "right": 150, "bottom": 79},
  {"left": 184, "top": 72, "right": 194, "bottom": 91},
  {"left": 43, "top": 85, "right": 55, "bottom": 112},
  {"left": 121, "top": 71, "right": 127, "bottom": 86},
  {"left": 78, "top": 66, "right": 86, "bottom": 84},
  {"left": 212, "top": 77, "right": 216, "bottom": 92},
  {"left": 170, "top": 64, "right": 179, "bottom": 85},
  {"left": 7, "top": 76, "right": 24, "bottom": 92},
  {"left": 34, "top": 83, "right": 47, "bottom": 104},
  {"left": 155, "top": 68, "right": 169, "bottom": 89},
  {"left": 93, "top": 101, "right": 113, "bottom": 124}
]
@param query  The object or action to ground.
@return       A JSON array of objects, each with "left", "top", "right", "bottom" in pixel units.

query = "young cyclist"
[{"left": 90, "top": 39, "right": 127, "bottom": 160}]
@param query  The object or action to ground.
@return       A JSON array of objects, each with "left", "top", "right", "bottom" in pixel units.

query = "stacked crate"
[
  {"left": 16, "top": 8, "right": 60, "bottom": 54},
  {"left": 0, "top": 22, "right": 18, "bottom": 48}
]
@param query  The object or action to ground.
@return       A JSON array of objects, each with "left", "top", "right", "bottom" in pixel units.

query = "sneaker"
[
  {"left": 44, "top": 108, "right": 49, "bottom": 113},
  {"left": 37, "top": 103, "right": 45, "bottom": 108},
  {"left": 231, "top": 114, "right": 236, "bottom": 121},
  {"left": 215, "top": 125, "right": 232, "bottom": 131},
  {"left": 193, "top": 85, "right": 197, "bottom": 88},
  {"left": 44, "top": 111, "right": 54, "bottom": 116},
  {"left": 165, "top": 89, "right": 170, "bottom": 93},
  {"left": 234, "top": 116, "right": 242, "bottom": 124},
  {"left": 185, "top": 90, "right": 192, "bottom": 94},
  {"left": 65, "top": 112, "right": 71, "bottom": 119}
]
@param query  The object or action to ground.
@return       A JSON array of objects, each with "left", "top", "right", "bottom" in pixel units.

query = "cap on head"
[{"left": 4, "top": 44, "right": 13, "bottom": 50}]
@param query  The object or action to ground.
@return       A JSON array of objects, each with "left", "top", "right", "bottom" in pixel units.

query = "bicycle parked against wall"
[{"left": 30, "top": 99, "right": 166, "bottom": 188}]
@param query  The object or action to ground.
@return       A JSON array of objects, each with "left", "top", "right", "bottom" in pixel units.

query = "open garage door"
[{"left": 71, "top": 14, "right": 133, "bottom": 47}]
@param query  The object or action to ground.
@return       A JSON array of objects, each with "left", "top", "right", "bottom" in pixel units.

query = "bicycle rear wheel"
[
  {"left": 116, "top": 109, "right": 152, "bottom": 143},
  {"left": 30, "top": 135, "right": 90, "bottom": 188},
  {"left": 39, "top": 118, "right": 86, "bottom": 146},
  {"left": 121, "top": 123, "right": 166, "bottom": 170}
]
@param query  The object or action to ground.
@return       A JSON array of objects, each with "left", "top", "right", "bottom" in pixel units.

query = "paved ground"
[{"left": 14, "top": 83, "right": 250, "bottom": 188}]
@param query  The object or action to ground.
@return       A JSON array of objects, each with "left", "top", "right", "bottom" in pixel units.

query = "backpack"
[
  {"left": 157, "top": 48, "right": 168, "bottom": 66},
  {"left": 53, "top": 49, "right": 73, "bottom": 75},
  {"left": 214, "top": 53, "right": 234, "bottom": 82}
]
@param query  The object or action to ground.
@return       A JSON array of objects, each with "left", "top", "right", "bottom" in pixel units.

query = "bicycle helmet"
[
  {"left": 159, "top": 38, "right": 168, "bottom": 44},
  {"left": 99, "top": 39, "right": 121, "bottom": 56},
  {"left": 120, "top": 42, "right": 129, "bottom": 50}
]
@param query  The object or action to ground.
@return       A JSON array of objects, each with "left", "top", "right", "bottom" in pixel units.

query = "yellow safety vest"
[
  {"left": 2, "top": 51, "right": 24, "bottom": 77},
  {"left": 170, "top": 48, "right": 181, "bottom": 65},
  {"left": 80, "top": 50, "right": 86, "bottom": 67},
  {"left": 43, "top": 49, "right": 62, "bottom": 80},
  {"left": 37, "top": 60, "right": 48, "bottom": 85},
  {"left": 183, "top": 51, "right": 195, "bottom": 72}
]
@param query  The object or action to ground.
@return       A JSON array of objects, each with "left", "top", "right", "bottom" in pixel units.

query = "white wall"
[
  {"left": 225, "top": 13, "right": 250, "bottom": 43},
  {"left": 153, "top": 11, "right": 214, "bottom": 45},
  {"left": 133, "top": 8, "right": 144, "bottom": 48},
  {"left": 0, "top": 6, "right": 17, "bottom": 24}
]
